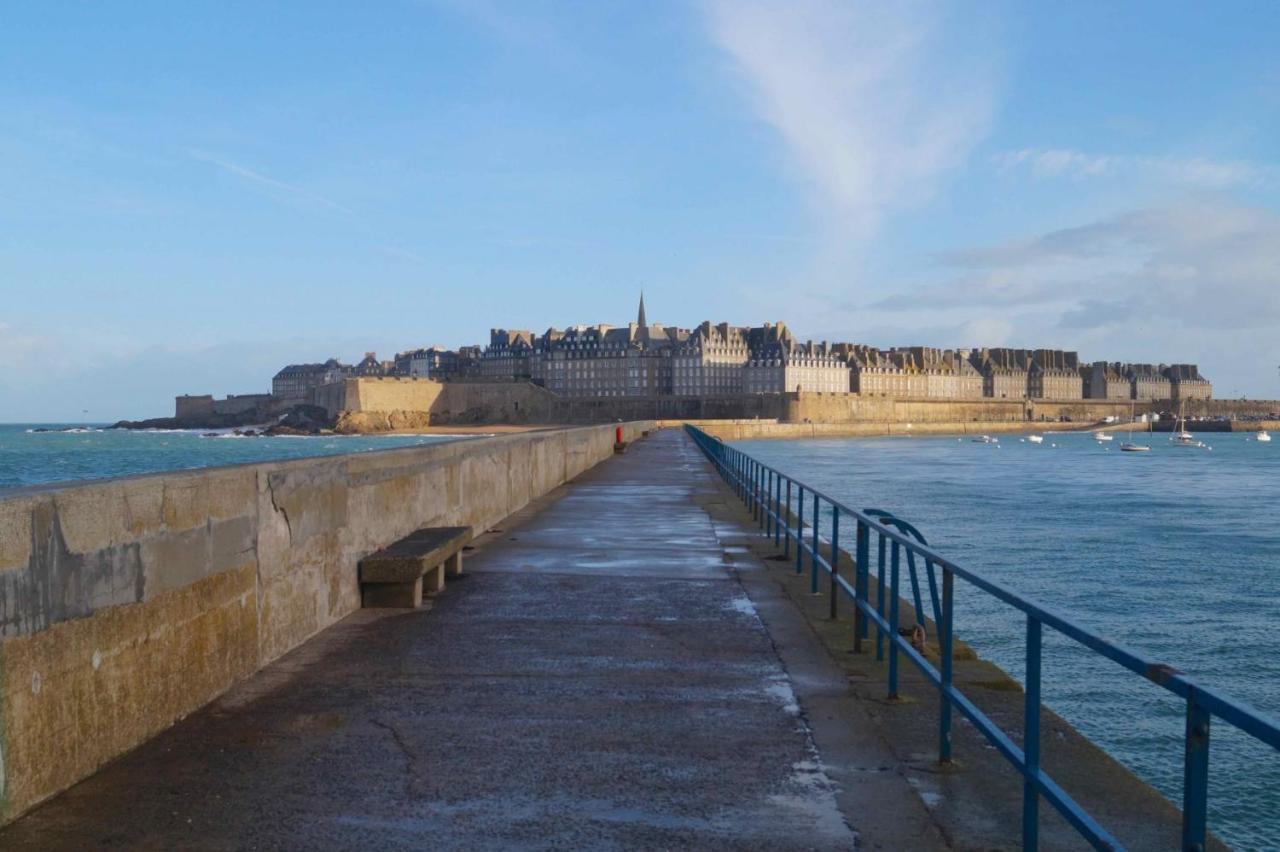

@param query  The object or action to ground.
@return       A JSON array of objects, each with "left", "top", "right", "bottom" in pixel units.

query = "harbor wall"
[
  {"left": 318, "top": 379, "right": 1159, "bottom": 428},
  {"left": 679, "top": 420, "right": 1091, "bottom": 442},
  {"left": 0, "top": 422, "right": 653, "bottom": 824}
]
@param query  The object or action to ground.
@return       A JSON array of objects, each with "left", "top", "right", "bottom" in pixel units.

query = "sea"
[
  {"left": 0, "top": 423, "right": 471, "bottom": 491},
  {"left": 737, "top": 429, "right": 1279, "bottom": 850}
]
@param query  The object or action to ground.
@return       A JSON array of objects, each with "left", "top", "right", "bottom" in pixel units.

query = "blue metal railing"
[{"left": 684, "top": 424, "right": 1280, "bottom": 851}]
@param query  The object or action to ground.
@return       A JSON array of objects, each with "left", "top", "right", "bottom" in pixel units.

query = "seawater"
[
  {"left": 0, "top": 423, "right": 472, "bottom": 491},
  {"left": 737, "top": 430, "right": 1279, "bottom": 851}
]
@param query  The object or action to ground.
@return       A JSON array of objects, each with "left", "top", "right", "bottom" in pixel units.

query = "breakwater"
[
  {"left": 726, "top": 429, "right": 1280, "bottom": 849},
  {"left": 0, "top": 422, "right": 652, "bottom": 824}
]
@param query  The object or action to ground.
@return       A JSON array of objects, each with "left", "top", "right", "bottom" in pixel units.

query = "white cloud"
[
  {"left": 704, "top": 0, "right": 999, "bottom": 236},
  {"left": 862, "top": 197, "right": 1280, "bottom": 396},
  {"left": 995, "top": 148, "right": 1276, "bottom": 188},
  {"left": 187, "top": 149, "right": 353, "bottom": 213}
]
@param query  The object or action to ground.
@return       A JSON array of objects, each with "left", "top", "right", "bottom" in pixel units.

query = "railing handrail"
[{"left": 683, "top": 423, "right": 1280, "bottom": 851}]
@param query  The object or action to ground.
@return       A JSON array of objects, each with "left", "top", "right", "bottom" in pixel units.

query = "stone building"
[
  {"left": 530, "top": 298, "right": 689, "bottom": 397},
  {"left": 1082, "top": 362, "right": 1130, "bottom": 400},
  {"left": 1164, "top": 364, "right": 1213, "bottom": 402},
  {"left": 891, "top": 347, "right": 983, "bottom": 399},
  {"left": 744, "top": 329, "right": 848, "bottom": 393},
  {"left": 479, "top": 330, "right": 535, "bottom": 379},
  {"left": 673, "top": 321, "right": 752, "bottom": 396},
  {"left": 1028, "top": 350, "right": 1083, "bottom": 400},
  {"left": 844, "top": 345, "right": 921, "bottom": 396},
  {"left": 1124, "top": 363, "right": 1172, "bottom": 401},
  {"left": 970, "top": 349, "right": 1030, "bottom": 399},
  {"left": 394, "top": 346, "right": 465, "bottom": 379},
  {"left": 272, "top": 358, "right": 348, "bottom": 401},
  {"left": 355, "top": 352, "right": 386, "bottom": 378}
]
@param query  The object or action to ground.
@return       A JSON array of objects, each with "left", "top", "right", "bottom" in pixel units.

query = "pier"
[{"left": 0, "top": 427, "right": 1268, "bottom": 848}]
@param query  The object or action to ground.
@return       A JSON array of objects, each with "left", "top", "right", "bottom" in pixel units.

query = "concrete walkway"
[{"left": 0, "top": 429, "right": 941, "bottom": 850}]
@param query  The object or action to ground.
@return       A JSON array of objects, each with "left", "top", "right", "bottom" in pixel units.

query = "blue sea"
[
  {"left": 0, "top": 424, "right": 471, "bottom": 492},
  {"left": 737, "top": 430, "right": 1279, "bottom": 850}
]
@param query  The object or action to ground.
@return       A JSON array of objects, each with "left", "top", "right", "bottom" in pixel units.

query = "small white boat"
[
  {"left": 1120, "top": 400, "right": 1150, "bottom": 452},
  {"left": 1094, "top": 432, "right": 1113, "bottom": 442},
  {"left": 971, "top": 435, "right": 998, "bottom": 444},
  {"left": 1028, "top": 435, "right": 1044, "bottom": 444},
  {"left": 1257, "top": 430, "right": 1272, "bottom": 443},
  {"left": 1169, "top": 407, "right": 1208, "bottom": 448}
]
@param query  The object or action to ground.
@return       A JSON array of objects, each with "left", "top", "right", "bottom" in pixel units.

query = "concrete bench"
[{"left": 359, "top": 526, "right": 472, "bottom": 608}]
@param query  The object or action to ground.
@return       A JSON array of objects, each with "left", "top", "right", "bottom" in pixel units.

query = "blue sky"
[{"left": 3, "top": 1, "right": 1279, "bottom": 420}]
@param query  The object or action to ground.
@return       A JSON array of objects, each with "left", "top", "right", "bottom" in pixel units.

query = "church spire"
[{"left": 637, "top": 291, "right": 647, "bottom": 329}]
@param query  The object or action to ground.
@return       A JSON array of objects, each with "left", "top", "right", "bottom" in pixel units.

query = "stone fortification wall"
[
  {"left": 784, "top": 393, "right": 1143, "bottom": 425},
  {"left": 687, "top": 420, "right": 1091, "bottom": 441},
  {"left": 0, "top": 422, "right": 653, "bottom": 825},
  {"left": 316, "top": 380, "right": 1274, "bottom": 429}
]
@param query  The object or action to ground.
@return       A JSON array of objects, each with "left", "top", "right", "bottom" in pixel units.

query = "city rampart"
[{"left": 0, "top": 421, "right": 653, "bottom": 825}]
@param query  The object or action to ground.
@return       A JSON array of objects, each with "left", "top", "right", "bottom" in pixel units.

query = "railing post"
[
  {"left": 759, "top": 467, "right": 767, "bottom": 530},
  {"left": 1182, "top": 690, "right": 1211, "bottom": 852},
  {"left": 795, "top": 486, "right": 804, "bottom": 574},
  {"left": 773, "top": 472, "right": 782, "bottom": 546},
  {"left": 855, "top": 519, "right": 868, "bottom": 652},
  {"left": 939, "top": 568, "right": 954, "bottom": 764},
  {"left": 876, "top": 533, "right": 887, "bottom": 662},
  {"left": 829, "top": 509, "right": 840, "bottom": 619},
  {"left": 756, "top": 465, "right": 763, "bottom": 525},
  {"left": 888, "top": 541, "right": 900, "bottom": 699},
  {"left": 810, "top": 492, "right": 820, "bottom": 595},
  {"left": 1023, "top": 616, "right": 1042, "bottom": 851},
  {"left": 764, "top": 469, "right": 772, "bottom": 536},
  {"left": 783, "top": 479, "right": 792, "bottom": 557}
]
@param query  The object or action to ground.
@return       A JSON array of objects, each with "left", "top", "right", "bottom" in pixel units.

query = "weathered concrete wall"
[{"left": 0, "top": 421, "right": 652, "bottom": 824}]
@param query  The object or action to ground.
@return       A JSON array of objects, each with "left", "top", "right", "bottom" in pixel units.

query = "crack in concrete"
[{"left": 370, "top": 718, "right": 421, "bottom": 800}]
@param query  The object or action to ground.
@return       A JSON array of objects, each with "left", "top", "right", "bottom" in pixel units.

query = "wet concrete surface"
[{"left": 1, "top": 429, "right": 922, "bottom": 850}]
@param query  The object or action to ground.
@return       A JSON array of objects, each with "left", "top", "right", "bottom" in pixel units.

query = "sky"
[{"left": 3, "top": 1, "right": 1279, "bottom": 420}]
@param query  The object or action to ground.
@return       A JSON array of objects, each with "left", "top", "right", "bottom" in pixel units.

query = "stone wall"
[
  {"left": 313, "top": 380, "right": 1274, "bottom": 429},
  {"left": 0, "top": 422, "right": 653, "bottom": 824}
]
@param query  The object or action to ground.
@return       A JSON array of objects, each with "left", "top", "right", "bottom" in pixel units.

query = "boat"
[
  {"left": 971, "top": 435, "right": 998, "bottom": 444},
  {"left": 1257, "top": 430, "right": 1272, "bottom": 443},
  {"left": 1028, "top": 435, "right": 1044, "bottom": 444},
  {"left": 1094, "top": 432, "right": 1113, "bottom": 442},
  {"left": 1120, "top": 401, "right": 1150, "bottom": 453},
  {"left": 1169, "top": 403, "right": 1208, "bottom": 449}
]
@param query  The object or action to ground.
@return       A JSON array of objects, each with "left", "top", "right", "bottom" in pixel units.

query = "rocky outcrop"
[
  {"left": 114, "top": 404, "right": 334, "bottom": 433},
  {"left": 333, "top": 410, "right": 432, "bottom": 434}
]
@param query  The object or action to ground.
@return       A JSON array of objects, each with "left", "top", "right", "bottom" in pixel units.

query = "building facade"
[
  {"left": 845, "top": 346, "right": 921, "bottom": 396},
  {"left": 1082, "top": 362, "right": 1129, "bottom": 400},
  {"left": 1125, "top": 363, "right": 1172, "bottom": 401},
  {"left": 971, "top": 349, "right": 1030, "bottom": 399},
  {"left": 673, "top": 321, "right": 752, "bottom": 396},
  {"left": 479, "top": 330, "right": 535, "bottom": 379},
  {"left": 272, "top": 359, "right": 348, "bottom": 401},
  {"left": 744, "top": 331, "right": 848, "bottom": 394},
  {"left": 891, "top": 347, "right": 983, "bottom": 399},
  {"left": 1028, "top": 350, "right": 1083, "bottom": 400},
  {"left": 1164, "top": 364, "right": 1213, "bottom": 402}
]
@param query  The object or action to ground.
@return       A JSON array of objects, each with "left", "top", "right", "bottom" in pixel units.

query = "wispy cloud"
[
  {"left": 187, "top": 149, "right": 353, "bottom": 213},
  {"left": 873, "top": 197, "right": 1280, "bottom": 334},
  {"left": 703, "top": 0, "right": 1000, "bottom": 237},
  {"left": 995, "top": 148, "right": 1277, "bottom": 188},
  {"left": 422, "top": 0, "right": 560, "bottom": 49}
]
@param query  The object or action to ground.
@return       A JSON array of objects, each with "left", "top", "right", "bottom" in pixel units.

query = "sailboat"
[
  {"left": 1120, "top": 401, "right": 1150, "bottom": 452},
  {"left": 1169, "top": 402, "right": 1207, "bottom": 449}
]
